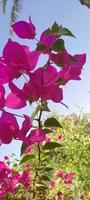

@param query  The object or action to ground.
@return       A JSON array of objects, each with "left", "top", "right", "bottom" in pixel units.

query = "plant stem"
[{"left": 32, "top": 107, "right": 43, "bottom": 199}]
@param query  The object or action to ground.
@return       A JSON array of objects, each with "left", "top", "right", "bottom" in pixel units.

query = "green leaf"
[
  {"left": 36, "top": 44, "right": 47, "bottom": 51},
  {"left": 36, "top": 185, "right": 48, "bottom": 191},
  {"left": 41, "top": 175, "right": 50, "bottom": 182},
  {"left": 44, "top": 167, "right": 53, "bottom": 171},
  {"left": 2, "top": 0, "right": 8, "bottom": 13},
  {"left": 20, "top": 154, "right": 35, "bottom": 164},
  {"left": 10, "top": 0, "right": 22, "bottom": 24},
  {"left": 20, "top": 143, "right": 28, "bottom": 156},
  {"left": 44, "top": 117, "right": 62, "bottom": 128},
  {"left": 44, "top": 128, "right": 52, "bottom": 134},
  {"left": 57, "top": 25, "right": 75, "bottom": 38},
  {"left": 52, "top": 39, "right": 65, "bottom": 52},
  {"left": 45, "top": 28, "right": 52, "bottom": 36},
  {"left": 43, "top": 142, "right": 62, "bottom": 150},
  {"left": 51, "top": 22, "right": 60, "bottom": 32}
]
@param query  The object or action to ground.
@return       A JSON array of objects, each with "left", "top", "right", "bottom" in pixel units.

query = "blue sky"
[{"left": 0, "top": 0, "right": 90, "bottom": 159}]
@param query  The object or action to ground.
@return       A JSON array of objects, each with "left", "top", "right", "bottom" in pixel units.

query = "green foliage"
[
  {"left": 46, "top": 22, "right": 75, "bottom": 38},
  {"left": 20, "top": 143, "right": 28, "bottom": 155},
  {"left": 55, "top": 113, "right": 90, "bottom": 199},
  {"left": 2, "top": 113, "right": 90, "bottom": 199},
  {"left": 44, "top": 117, "right": 62, "bottom": 128},
  {"left": 20, "top": 154, "right": 35, "bottom": 164},
  {"left": 1, "top": 0, "right": 22, "bottom": 24},
  {"left": 36, "top": 44, "right": 47, "bottom": 51},
  {"left": 10, "top": 0, "right": 22, "bottom": 24},
  {"left": 2, "top": 0, "right": 8, "bottom": 13},
  {"left": 43, "top": 142, "right": 62, "bottom": 150},
  {"left": 52, "top": 39, "right": 65, "bottom": 52}
]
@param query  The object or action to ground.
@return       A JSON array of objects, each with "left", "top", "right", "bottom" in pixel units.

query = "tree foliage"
[{"left": 1, "top": 0, "right": 22, "bottom": 24}]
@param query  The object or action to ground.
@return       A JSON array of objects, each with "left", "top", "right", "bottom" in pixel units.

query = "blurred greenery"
[{"left": 10, "top": 112, "right": 90, "bottom": 199}]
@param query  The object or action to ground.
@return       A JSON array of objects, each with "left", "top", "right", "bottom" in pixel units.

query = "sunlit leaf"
[
  {"left": 43, "top": 142, "right": 62, "bottom": 150},
  {"left": 20, "top": 143, "right": 28, "bottom": 156},
  {"left": 20, "top": 154, "right": 35, "bottom": 164},
  {"left": 44, "top": 117, "right": 62, "bottom": 128}
]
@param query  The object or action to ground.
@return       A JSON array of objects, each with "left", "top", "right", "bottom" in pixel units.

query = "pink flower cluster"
[
  {"left": 53, "top": 191, "right": 63, "bottom": 200},
  {"left": 0, "top": 17, "right": 86, "bottom": 145},
  {"left": 0, "top": 161, "right": 32, "bottom": 199},
  {"left": 57, "top": 169, "right": 73, "bottom": 185}
]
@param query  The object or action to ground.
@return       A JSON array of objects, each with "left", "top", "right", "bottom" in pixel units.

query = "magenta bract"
[
  {"left": 0, "top": 84, "right": 5, "bottom": 109},
  {"left": 11, "top": 17, "right": 36, "bottom": 39},
  {"left": 1, "top": 39, "right": 40, "bottom": 82},
  {"left": 0, "top": 111, "right": 19, "bottom": 144}
]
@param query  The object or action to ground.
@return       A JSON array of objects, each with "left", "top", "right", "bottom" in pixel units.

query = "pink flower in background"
[
  {"left": 64, "top": 172, "right": 73, "bottom": 180},
  {"left": 50, "top": 181, "right": 57, "bottom": 188},
  {"left": 45, "top": 136, "right": 51, "bottom": 142},
  {"left": 63, "top": 180, "right": 73, "bottom": 185},
  {"left": 0, "top": 189, "right": 3, "bottom": 200},
  {"left": 57, "top": 169, "right": 63, "bottom": 178},
  {"left": 25, "top": 146, "right": 32, "bottom": 154},
  {"left": 57, "top": 134, "right": 63, "bottom": 141},
  {"left": 0, "top": 161, "right": 12, "bottom": 181},
  {"left": 4, "top": 156, "right": 9, "bottom": 160},
  {"left": 11, "top": 17, "right": 36, "bottom": 39},
  {"left": 19, "top": 170, "right": 32, "bottom": 189}
]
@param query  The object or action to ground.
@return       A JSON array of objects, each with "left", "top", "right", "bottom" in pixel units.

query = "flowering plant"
[{"left": 0, "top": 17, "right": 86, "bottom": 199}]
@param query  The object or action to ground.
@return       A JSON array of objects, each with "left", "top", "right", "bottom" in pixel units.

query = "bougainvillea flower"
[
  {"left": 56, "top": 134, "right": 63, "bottom": 141},
  {"left": 0, "top": 60, "right": 10, "bottom": 84},
  {"left": 25, "top": 129, "right": 46, "bottom": 145},
  {"left": 49, "top": 181, "right": 57, "bottom": 188},
  {"left": 11, "top": 17, "right": 36, "bottom": 39},
  {"left": 58, "top": 53, "right": 86, "bottom": 82},
  {"left": 18, "top": 123, "right": 46, "bottom": 145},
  {"left": 0, "top": 161, "right": 12, "bottom": 180},
  {"left": 38, "top": 29, "right": 56, "bottom": 47},
  {"left": 57, "top": 169, "right": 63, "bottom": 178},
  {"left": 16, "top": 115, "right": 31, "bottom": 140},
  {"left": 6, "top": 92, "right": 27, "bottom": 109},
  {"left": 63, "top": 180, "right": 73, "bottom": 185},
  {"left": 0, "top": 111, "right": 19, "bottom": 144},
  {"left": 49, "top": 50, "right": 71, "bottom": 67},
  {"left": 37, "top": 29, "right": 59, "bottom": 53},
  {"left": 25, "top": 146, "right": 32, "bottom": 154},
  {"left": 64, "top": 172, "right": 73, "bottom": 180},
  {"left": 15, "top": 115, "right": 46, "bottom": 145},
  {"left": 1, "top": 39, "right": 40, "bottom": 82},
  {"left": 45, "top": 136, "right": 52, "bottom": 142},
  {"left": 5, "top": 81, "right": 29, "bottom": 109},
  {"left": 67, "top": 53, "right": 86, "bottom": 80},
  {"left": 19, "top": 171, "right": 32, "bottom": 189},
  {"left": 6, "top": 65, "right": 63, "bottom": 109},
  {"left": 0, "top": 189, "right": 3, "bottom": 199},
  {"left": 0, "top": 84, "right": 5, "bottom": 109},
  {"left": 30, "top": 65, "right": 63, "bottom": 102}
]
